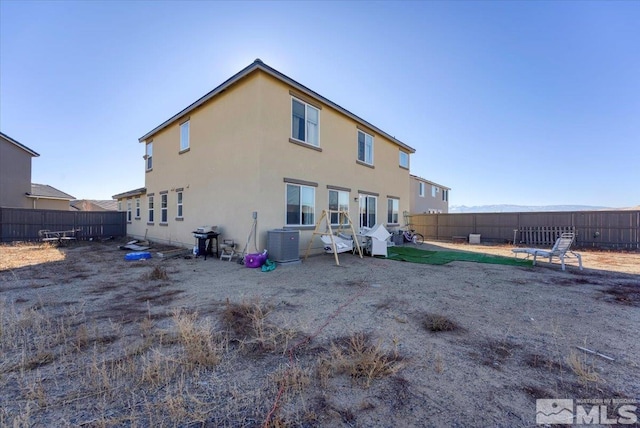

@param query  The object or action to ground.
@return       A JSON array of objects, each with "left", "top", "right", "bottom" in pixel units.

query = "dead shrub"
[
  {"left": 566, "top": 350, "right": 600, "bottom": 384},
  {"left": 319, "top": 332, "right": 404, "bottom": 387},
  {"left": 423, "top": 313, "right": 461, "bottom": 332},
  {"left": 172, "top": 309, "right": 224, "bottom": 367},
  {"left": 145, "top": 266, "right": 169, "bottom": 281}
]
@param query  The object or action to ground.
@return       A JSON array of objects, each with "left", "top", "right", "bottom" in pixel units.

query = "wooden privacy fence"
[
  {"left": 407, "top": 210, "right": 640, "bottom": 250},
  {"left": 0, "top": 207, "right": 127, "bottom": 243}
]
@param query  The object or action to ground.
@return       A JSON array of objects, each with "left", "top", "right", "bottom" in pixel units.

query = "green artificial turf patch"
[{"left": 387, "top": 246, "right": 533, "bottom": 267}]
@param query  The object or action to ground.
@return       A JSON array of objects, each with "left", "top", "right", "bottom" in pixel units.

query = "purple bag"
[{"left": 245, "top": 251, "right": 267, "bottom": 268}]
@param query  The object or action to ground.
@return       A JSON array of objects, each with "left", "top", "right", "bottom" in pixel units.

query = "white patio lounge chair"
[{"left": 512, "top": 232, "right": 583, "bottom": 271}]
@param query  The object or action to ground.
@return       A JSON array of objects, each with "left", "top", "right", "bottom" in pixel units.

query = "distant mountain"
[{"left": 449, "top": 204, "right": 612, "bottom": 213}]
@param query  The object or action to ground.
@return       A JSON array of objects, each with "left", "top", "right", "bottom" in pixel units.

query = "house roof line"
[
  {"left": 410, "top": 174, "right": 451, "bottom": 190},
  {"left": 112, "top": 187, "right": 147, "bottom": 199},
  {"left": 138, "top": 59, "right": 416, "bottom": 154},
  {"left": 0, "top": 132, "right": 40, "bottom": 157},
  {"left": 28, "top": 183, "right": 75, "bottom": 200}
]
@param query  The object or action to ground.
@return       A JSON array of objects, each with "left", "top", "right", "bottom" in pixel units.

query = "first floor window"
[
  {"left": 286, "top": 183, "right": 315, "bottom": 226},
  {"left": 177, "top": 191, "right": 183, "bottom": 218},
  {"left": 359, "top": 195, "right": 377, "bottom": 229},
  {"left": 161, "top": 194, "right": 168, "bottom": 223},
  {"left": 387, "top": 199, "right": 399, "bottom": 224},
  {"left": 357, "top": 130, "right": 374, "bottom": 165},
  {"left": 126, "top": 200, "right": 132, "bottom": 222},
  {"left": 329, "top": 189, "right": 349, "bottom": 225},
  {"left": 135, "top": 197, "right": 140, "bottom": 218},
  {"left": 148, "top": 196, "right": 154, "bottom": 222}
]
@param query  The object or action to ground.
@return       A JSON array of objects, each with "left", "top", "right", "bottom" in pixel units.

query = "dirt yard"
[{"left": 0, "top": 239, "right": 638, "bottom": 427}]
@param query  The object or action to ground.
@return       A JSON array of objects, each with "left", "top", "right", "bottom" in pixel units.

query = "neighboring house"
[
  {"left": 0, "top": 132, "right": 40, "bottom": 208},
  {"left": 27, "top": 183, "right": 76, "bottom": 210},
  {"left": 409, "top": 175, "right": 450, "bottom": 214},
  {"left": 71, "top": 199, "right": 118, "bottom": 211},
  {"left": 114, "top": 59, "right": 415, "bottom": 252}
]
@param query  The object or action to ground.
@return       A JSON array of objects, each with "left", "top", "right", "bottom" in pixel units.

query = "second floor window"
[
  {"left": 126, "top": 200, "right": 132, "bottom": 222},
  {"left": 135, "top": 197, "right": 140, "bottom": 218},
  {"left": 442, "top": 189, "right": 449, "bottom": 202},
  {"left": 357, "top": 130, "right": 374, "bottom": 165},
  {"left": 419, "top": 182, "right": 425, "bottom": 197},
  {"left": 292, "top": 98, "right": 319, "bottom": 146},
  {"left": 432, "top": 186, "right": 439, "bottom": 198},
  {"left": 180, "top": 120, "right": 190, "bottom": 151},
  {"left": 399, "top": 151, "right": 409, "bottom": 168},
  {"left": 161, "top": 194, "right": 168, "bottom": 223},
  {"left": 145, "top": 142, "right": 153, "bottom": 170}
]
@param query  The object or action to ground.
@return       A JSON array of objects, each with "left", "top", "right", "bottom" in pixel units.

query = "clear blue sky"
[{"left": 1, "top": 1, "right": 638, "bottom": 208}]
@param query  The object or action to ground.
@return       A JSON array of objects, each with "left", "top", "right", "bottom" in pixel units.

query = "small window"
[
  {"left": 135, "top": 197, "right": 140, "bottom": 218},
  {"left": 291, "top": 98, "right": 319, "bottom": 146},
  {"left": 126, "top": 200, "right": 132, "bottom": 222},
  {"left": 118, "top": 201, "right": 122, "bottom": 211},
  {"left": 432, "top": 186, "right": 439, "bottom": 198},
  {"left": 387, "top": 198, "right": 399, "bottom": 224},
  {"left": 419, "top": 182, "right": 425, "bottom": 197},
  {"left": 145, "top": 142, "right": 153, "bottom": 170},
  {"left": 359, "top": 195, "right": 377, "bottom": 229},
  {"left": 399, "top": 151, "right": 409, "bottom": 168},
  {"left": 161, "top": 194, "right": 168, "bottom": 223},
  {"left": 329, "top": 189, "right": 349, "bottom": 225},
  {"left": 180, "top": 120, "right": 190, "bottom": 151},
  {"left": 357, "top": 130, "right": 374, "bottom": 165},
  {"left": 176, "top": 191, "right": 183, "bottom": 218},
  {"left": 286, "top": 183, "right": 315, "bottom": 226},
  {"left": 442, "top": 189, "right": 448, "bottom": 202},
  {"left": 148, "top": 196, "right": 154, "bottom": 223}
]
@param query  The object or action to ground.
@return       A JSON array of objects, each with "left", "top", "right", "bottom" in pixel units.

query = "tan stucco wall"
[
  {"left": 30, "top": 198, "right": 72, "bottom": 211},
  {"left": 126, "top": 70, "right": 412, "bottom": 255},
  {"left": 409, "top": 177, "right": 449, "bottom": 214},
  {"left": 0, "top": 138, "right": 32, "bottom": 208}
]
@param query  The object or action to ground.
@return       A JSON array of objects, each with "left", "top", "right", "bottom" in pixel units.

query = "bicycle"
[{"left": 402, "top": 228, "right": 424, "bottom": 245}]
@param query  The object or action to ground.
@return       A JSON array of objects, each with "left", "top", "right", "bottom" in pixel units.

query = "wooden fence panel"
[
  {"left": 0, "top": 208, "right": 127, "bottom": 242},
  {"left": 407, "top": 210, "right": 640, "bottom": 250}
]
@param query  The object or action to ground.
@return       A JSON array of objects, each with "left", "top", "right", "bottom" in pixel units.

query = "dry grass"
[
  {"left": 423, "top": 313, "right": 461, "bottom": 332},
  {"left": 566, "top": 350, "right": 601, "bottom": 384},
  {"left": 0, "top": 243, "right": 65, "bottom": 271},
  {"left": 319, "top": 332, "right": 404, "bottom": 388},
  {"left": 144, "top": 266, "right": 169, "bottom": 281}
]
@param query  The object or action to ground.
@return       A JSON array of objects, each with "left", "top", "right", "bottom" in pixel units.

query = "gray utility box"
[{"left": 267, "top": 229, "right": 300, "bottom": 263}]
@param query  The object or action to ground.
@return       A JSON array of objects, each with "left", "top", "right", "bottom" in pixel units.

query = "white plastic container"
[{"left": 469, "top": 234, "right": 481, "bottom": 244}]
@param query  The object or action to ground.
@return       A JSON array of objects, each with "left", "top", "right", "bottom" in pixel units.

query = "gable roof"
[
  {"left": 70, "top": 199, "right": 119, "bottom": 211},
  {"left": 112, "top": 187, "right": 147, "bottom": 199},
  {"left": 410, "top": 174, "right": 451, "bottom": 191},
  {"left": 27, "top": 183, "right": 75, "bottom": 200},
  {"left": 0, "top": 132, "right": 40, "bottom": 157},
  {"left": 139, "top": 59, "right": 415, "bottom": 154}
]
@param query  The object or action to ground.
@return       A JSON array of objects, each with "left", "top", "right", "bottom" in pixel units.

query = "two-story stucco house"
[
  {"left": 114, "top": 60, "right": 416, "bottom": 253},
  {"left": 1, "top": 132, "right": 75, "bottom": 210},
  {"left": 409, "top": 174, "right": 450, "bottom": 214}
]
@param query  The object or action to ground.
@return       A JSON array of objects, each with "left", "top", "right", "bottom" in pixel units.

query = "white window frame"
[
  {"left": 126, "top": 200, "right": 132, "bottom": 222},
  {"left": 291, "top": 97, "right": 319, "bottom": 147},
  {"left": 432, "top": 186, "right": 439, "bottom": 198},
  {"left": 180, "top": 120, "right": 190, "bottom": 151},
  {"left": 328, "top": 189, "right": 350, "bottom": 226},
  {"left": 357, "top": 130, "right": 374, "bottom": 165},
  {"left": 118, "top": 201, "right": 122, "bottom": 212},
  {"left": 419, "top": 182, "right": 425, "bottom": 197},
  {"left": 442, "top": 189, "right": 448, "bottom": 202},
  {"left": 176, "top": 191, "right": 183, "bottom": 218},
  {"left": 148, "top": 196, "right": 154, "bottom": 223},
  {"left": 135, "top": 197, "right": 140, "bottom": 219},
  {"left": 387, "top": 198, "right": 399, "bottom": 224},
  {"left": 359, "top": 194, "right": 377, "bottom": 229},
  {"left": 160, "top": 194, "right": 168, "bottom": 223},
  {"left": 399, "top": 151, "right": 409, "bottom": 168},
  {"left": 286, "top": 183, "right": 315, "bottom": 226},
  {"left": 145, "top": 142, "right": 153, "bottom": 170}
]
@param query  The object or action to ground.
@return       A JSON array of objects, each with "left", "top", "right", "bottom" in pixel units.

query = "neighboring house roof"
[
  {"left": 70, "top": 199, "right": 118, "bottom": 211},
  {"left": 27, "top": 183, "right": 75, "bottom": 200},
  {"left": 410, "top": 174, "right": 451, "bottom": 191},
  {"left": 138, "top": 59, "right": 416, "bottom": 154},
  {"left": 112, "top": 187, "right": 147, "bottom": 199},
  {"left": 0, "top": 131, "right": 40, "bottom": 157}
]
